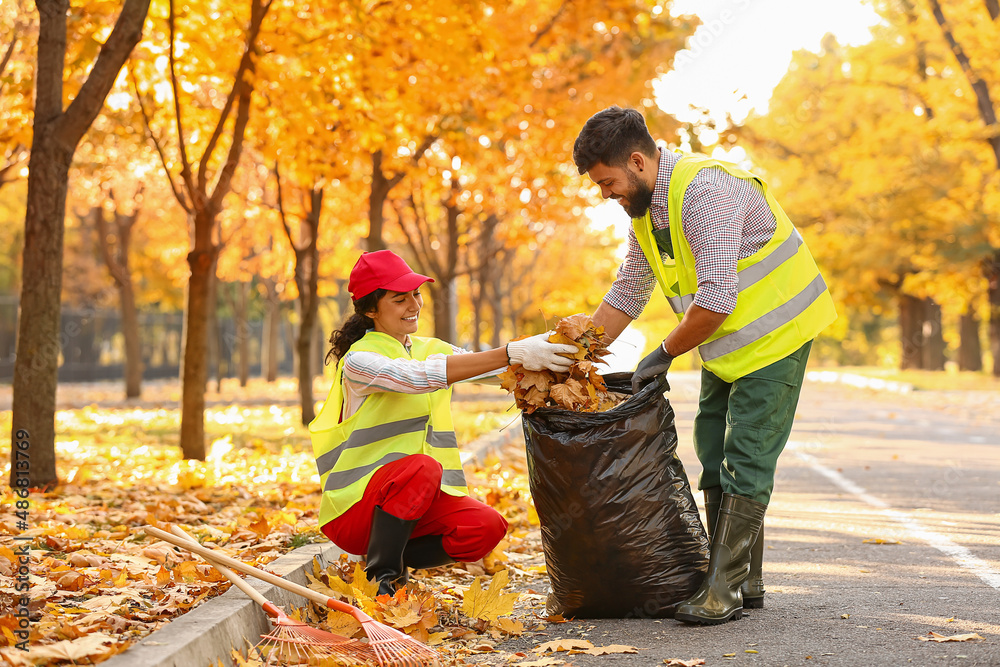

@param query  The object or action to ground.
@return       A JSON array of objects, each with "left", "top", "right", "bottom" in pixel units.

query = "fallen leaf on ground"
[
  {"left": 20, "top": 633, "right": 117, "bottom": 663},
  {"left": 918, "top": 631, "right": 983, "bottom": 642},
  {"left": 494, "top": 617, "right": 525, "bottom": 635},
  {"left": 534, "top": 638, "right": 594, "bottom": 653},
  {"left": 664, "top": 660, "right": 705, "bottom": 667},
  {"left": 517, "top": 658, "right": 564, "bottom": 667},
  {"left": 581, "top": 644, "right": 638, "bottom": 655},
  {"left": 863, "top": 538, "right": 902, "bottom": 544},
  {"left": 461, "top": 569, "right": 518, "bottom": 622}
]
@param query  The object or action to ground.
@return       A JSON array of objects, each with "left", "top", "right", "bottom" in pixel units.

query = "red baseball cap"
[{"left": 348, "top": 250, "right": 434, "bottom": 301}]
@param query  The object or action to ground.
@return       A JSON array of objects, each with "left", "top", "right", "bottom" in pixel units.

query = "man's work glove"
[
  {"left": 631, "top": 341, "right": 674, "bottom": 394},
  {"left": 507, "top": 333, "right": 578, "bottom": 372}
]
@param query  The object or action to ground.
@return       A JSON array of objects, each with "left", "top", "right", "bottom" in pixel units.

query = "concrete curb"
[
  {"left": 104, "top": 542, "right": 344, "bottom": 667},
  {"left": 463, "top": 416, "right": 523, "bottom": 466},
  {"left": 108, "top": 426, "right": 520, "bottom": 667}
]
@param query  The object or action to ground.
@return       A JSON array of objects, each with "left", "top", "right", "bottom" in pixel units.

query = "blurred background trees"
[{"left": 4, "top": 0, "right": 999, "bottom": 481}]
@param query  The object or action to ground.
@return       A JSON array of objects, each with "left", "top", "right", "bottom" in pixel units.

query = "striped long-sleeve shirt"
[
  {"left": 604, "top": 150, "right": 777, "bottom": 318},
  {"left": 341, "top": 337, "right": 497, "bottom": 420}
]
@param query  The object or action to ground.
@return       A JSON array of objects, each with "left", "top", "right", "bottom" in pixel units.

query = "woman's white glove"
[{"left": 506, "top": 333, "right": 578, "bottom": 372}]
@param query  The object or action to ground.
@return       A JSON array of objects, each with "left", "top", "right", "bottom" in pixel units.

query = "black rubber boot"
[
  {"left": 365, "top": 507, "right": 418, "bottom": 597},
  {"left": 704, "top": 486, "right": 764, "bottom": 609},
  {"left": 403, "top": 535, "right": 454, "bottom": 570},
  {"left": 675, "top": 493, "right": 766, "bottom": 625}
]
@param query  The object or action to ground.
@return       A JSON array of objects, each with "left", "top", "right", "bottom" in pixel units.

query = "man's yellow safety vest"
[
  {"left": 309, "top": 331, "right": 468, "bottom": 526},
  {"left": 632, "top": 154, "right": 837, "bottom": 382}
]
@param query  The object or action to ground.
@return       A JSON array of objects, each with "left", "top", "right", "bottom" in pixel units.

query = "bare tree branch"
[
  {"left": 58, "top": 0, "right": 151, "bottom": 147},
  {"left": 93, "top": 206, "right": 126, "bottom": 288},
  {"left": 208, "top": 0, "right": 272, "bottom": 212},
  {"left": 167, "top": 0, "right": 197, "bottom": 200},
  {"left": 927, "top": 0, "right": 1000, "bottom": 168},
  {"left": 130, "top": 69, "right": 192, "bottom": 213},
  {"left": 530, "top": 0, "right": 570, "bottom": 48},
  {"left": 0, "top": 34, "right": 17, "bottom": 85},
  {"left": 197, "top": 0, "right": 270, "bottom": 194},
  {"left": 274, "top": 160, "right": 301, "bottom": 252}
]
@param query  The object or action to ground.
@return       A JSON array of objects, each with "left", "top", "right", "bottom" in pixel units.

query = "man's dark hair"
[{"left": 573, "top": 106, "right": 658, "bottom": 174}]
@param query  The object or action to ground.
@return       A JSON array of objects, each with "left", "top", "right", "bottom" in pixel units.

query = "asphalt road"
[{"left": 487, "top": 372, "right": 1000, "bottom": 667}]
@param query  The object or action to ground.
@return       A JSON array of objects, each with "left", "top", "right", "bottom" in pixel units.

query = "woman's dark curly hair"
[{"left": 326, "top": 288, "right": 387, "bottom": 365}]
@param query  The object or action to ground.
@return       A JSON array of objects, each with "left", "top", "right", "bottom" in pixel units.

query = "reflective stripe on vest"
[
  {"left": 660, "top": 225, "right": 804, "bottom": 316},
  {"left": 309, "top": 332, "right": 468, "bottom": 525},
  {"left": 699, "top": 273, "right": 828, "bottom": 361},
  {"left": 633, "top": 153, "right": 837, "bottom": 381}
]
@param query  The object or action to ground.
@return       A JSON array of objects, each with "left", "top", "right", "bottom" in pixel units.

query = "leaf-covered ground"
[{"left": 0, "top": 379, "right": 618, "bottom": 666}]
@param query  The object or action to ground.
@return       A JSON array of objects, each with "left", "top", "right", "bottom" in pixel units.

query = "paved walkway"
[{"left": 486, "top": 372, "right": 1000, "bottom": 667}]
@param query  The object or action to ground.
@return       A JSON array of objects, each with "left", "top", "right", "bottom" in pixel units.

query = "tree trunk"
[
  {"left": 958, "top": 306, "right": 983, "bottom": 372},
  {"left": 431, "top": 177, "right": 461, "bottom": 344},
  {"left": 987, "top": 253, "right": 1000, "bottom": 377},
  {"left": 921, "top": 298, "right": 946, "bottom": 371},
  {"left": 899, "top": 292, "right": 925, "bottom": 370},
  {"left": 313, "top": 312, "right": 324, "bottom": 377},
  {"left": 10, "top": 0, "right": 150, "bottom": 489},
  {"left": 235, "top": 280, "right": 250, "bottom": 387},
  {"left": 297, "top": 301, "right": 317, "bottom": 424},
  {"left": 206, "top": 260, "right": 221, "bottom": 393},
  {"left": 471, "top": 273, "right": 484, "bottom": 351},
  {"left": 432, "top": 277, "right": 458, "bottom": 343},
  {"left": 489, "top": 253, "right": 504, "bottom": 348},
  {"left": 179, "top": 215, "right": 218, "bottom": 461},
  {"left": 95, "top": 205, "right": 143, "bottom": 399},
  {"left": 262, "top": 279, "right": 280, "bottom": 382},
  {"left": 367, "top": 137, "right": 435, "bottom": 252},
  {"left": 120, "top": 275, "right": 143, "bottom": 397},
  {"left": 367, "top": 151, "right": 390, "bottom": 252},
  {"left": 10, "top": 136, "right": 72, "bottom": 489}
]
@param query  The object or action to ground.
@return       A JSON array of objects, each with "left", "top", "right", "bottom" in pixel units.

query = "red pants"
[{"left": 321, "top": 454, "right": 508, "bottom": 562}]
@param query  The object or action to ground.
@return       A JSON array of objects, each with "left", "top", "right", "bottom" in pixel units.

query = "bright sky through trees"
[
  {"left": 588, "top": 0, "right": 884, "bottom": 246},
  {"left": 656, "top": 0, "right": 883, "bottom": 124}
]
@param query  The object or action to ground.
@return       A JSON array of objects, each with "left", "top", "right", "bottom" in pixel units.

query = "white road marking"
[{"left": 789, "top": 443, "right": 1000, "bottom": 592}]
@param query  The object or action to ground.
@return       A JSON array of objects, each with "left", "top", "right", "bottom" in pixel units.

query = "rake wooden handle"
[
  {"left": 146, "top": 525, "right": 334, "bottom": 608},
  {"left": 168, "top": 525, "right": 270, "bottom": 608}
]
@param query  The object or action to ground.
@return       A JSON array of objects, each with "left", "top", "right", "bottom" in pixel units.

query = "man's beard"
[{"left": 621, "top": 168, "right": 654, "bottom": 218}]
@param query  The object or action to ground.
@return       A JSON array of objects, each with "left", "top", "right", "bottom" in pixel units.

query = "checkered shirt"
[{"left": 604, "top": 150, "right": 777, "bottom": 317}]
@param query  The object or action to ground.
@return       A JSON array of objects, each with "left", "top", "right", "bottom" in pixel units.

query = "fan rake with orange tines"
[
  {"left": 146, "top": 525, "right": 441, "bottom": 667},
  {"left": 167, "top": 526, "right": 378, "bottom": 666}
]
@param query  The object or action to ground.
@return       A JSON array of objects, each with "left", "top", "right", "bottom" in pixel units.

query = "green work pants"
[{"left": 692, "top": 341, "right": 812, "bottom": 505}]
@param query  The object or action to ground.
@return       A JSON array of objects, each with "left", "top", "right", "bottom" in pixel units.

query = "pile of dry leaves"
[
  {"left": 499, "top": 314, "right": 626, "bottom": 414},
  {"left": 0, "top": 396, "right": 581, "bottom": 667}
]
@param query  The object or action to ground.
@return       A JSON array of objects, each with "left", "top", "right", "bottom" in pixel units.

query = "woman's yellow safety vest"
[
  {"left": 309, "top": 331, "right": 468, "bottom": 526},
  {"left": 633, "top": 154, "right": 837, "bottom": 382}
]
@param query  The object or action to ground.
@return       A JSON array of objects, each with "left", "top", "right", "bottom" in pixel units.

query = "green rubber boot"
[
  {"left": 703, "top": 486, "right": 765, "bottom": 609},
  {"left": 675, "top": 493, "right": 766, "bottom": 624}
]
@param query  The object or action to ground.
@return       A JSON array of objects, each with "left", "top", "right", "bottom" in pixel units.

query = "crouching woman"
[{"left": 311, "top": 250, "right": 575, "bottom": 595}]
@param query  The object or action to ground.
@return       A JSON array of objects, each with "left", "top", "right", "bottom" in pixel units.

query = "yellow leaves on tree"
[{"left": 500, "top": 314, "right": 624, "bottom": 413}]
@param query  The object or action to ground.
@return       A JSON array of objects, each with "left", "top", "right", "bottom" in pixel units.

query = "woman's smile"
[{"left": 369, "top": 289, "right": 424, "bottom": 343}]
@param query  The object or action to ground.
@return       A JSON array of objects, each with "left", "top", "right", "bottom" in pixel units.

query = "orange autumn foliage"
[{"left": 499, "top": 314, "right": 625, "bottom": 413}]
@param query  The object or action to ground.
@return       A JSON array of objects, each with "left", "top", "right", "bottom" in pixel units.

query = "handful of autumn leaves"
[{"left": 499, "top": 313, "right": 627, "bottom": 413}]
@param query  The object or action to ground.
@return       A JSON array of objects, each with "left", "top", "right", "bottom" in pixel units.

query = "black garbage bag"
[{"left": 522, "top": 372, "right": 709, "bottom": 618}]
